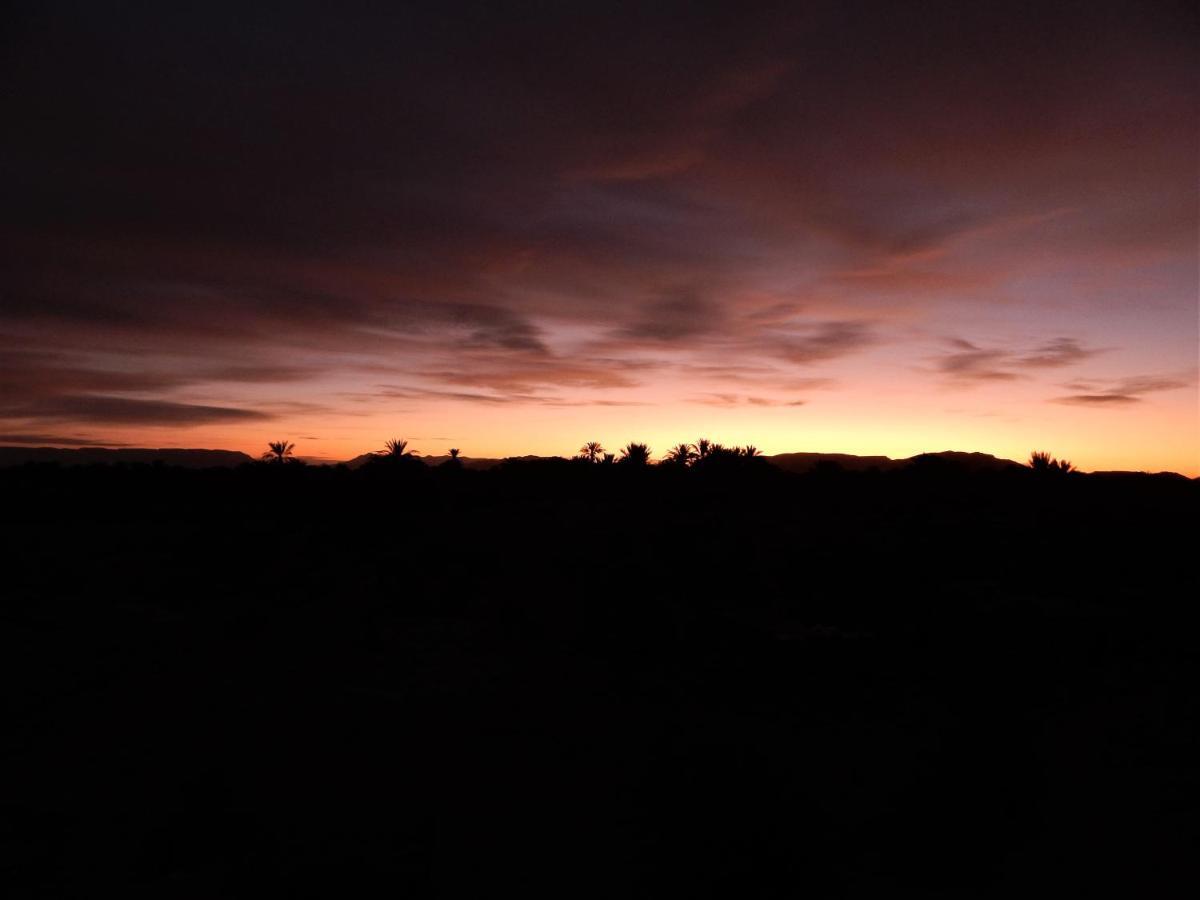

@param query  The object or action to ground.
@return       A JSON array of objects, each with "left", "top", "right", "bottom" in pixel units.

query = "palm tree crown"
[
  {"left": 664, "top": 443, "right": 696, "bottom": 466},
  {"left": 580, "top": 441, "right": 605, "bottom": 463},
  {"left": 384, "top": 438, "right": 411, "bottom": 457},
  {"left": 263, "top": 440, "right": 294, "bottom": 463},
  {"left": 1029, "top": 450, "right": 1075, "bottom": 474},
  {"left": 619, "top": 442, "right": 652, "bottom": 466}
]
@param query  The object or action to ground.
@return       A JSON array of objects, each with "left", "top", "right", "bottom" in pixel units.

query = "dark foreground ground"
[{"left": 2, "top": 458, "right": 1197, "bottom": 896}]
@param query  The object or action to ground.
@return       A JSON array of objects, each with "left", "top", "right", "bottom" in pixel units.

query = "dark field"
[{"left": 2, "top": 458, "right": 1197, "bottom": 896}]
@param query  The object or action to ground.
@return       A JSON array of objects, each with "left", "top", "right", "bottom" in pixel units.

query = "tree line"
[{"left": 262, "top": 438, "right": 1076, "bottom": 474}]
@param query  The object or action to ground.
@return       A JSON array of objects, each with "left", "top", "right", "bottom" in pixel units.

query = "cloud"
[
  {"left": 777, "top": 377, "right": 836, "bottom": 392},
  {"left": 691, "top": 393, "right": 806, "bottom": 407},
  {"left": 772, "top": 322, "right": 875, "bottom": 365},
  {"left": 1, "top": 396, "right": 273, "bottom": 425},
  {"left": 376, "top": 386, "right": 537, "bottom": 406},
  {"left": 414, "top": 357, "right": 652, "bottom": 393},
  {"left": 0, "top": 4, "right": 1193, "bottom": 440},
  {"left": 693, "top": 393, "right": 740, "bottom": 407},
  {"left": 1018, "top": 338, "right": 1101, "bottom": 368},
  {"left": 933, "top": 336, "right": 1102, "bottom": 383},
  {"left": 1052, "top": 374, "right": 1193, "bottom": 406},
  {"left": 1111, "top": 376, "right": 1194, "bottom": 395},
  {"left": 198, "top": 364, "right": 323, "bottom": 383},
  {"left": 0, "top": 349, "right": 311, "bottom": 430},
  {"left": 0, "top": 350, "right": 326, "bottom": 423},
  {"left": 617, "top": 291, "right": 726, "bottom": 342},
  {"left": 0, "top": 433, "right": 130, "bottom": 447},
  {"left": 391, "top": 302, "right": 549, "bottom": 354},
  {"left": 373, "top": 384, "right": 646, "bottom": 408},
  {"left": 0, "top": 351, "right": 194, "bottom": 403},
  {"left": 1055, "top": 393, "right": 1140, "bottom": 405},
  {"left": 933, "top": 339, "right": 1020, "bottom": 382}
]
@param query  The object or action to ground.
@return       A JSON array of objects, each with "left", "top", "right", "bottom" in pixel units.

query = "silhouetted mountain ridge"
[
  {"left": 342, "top": 452, "right": 514, "bottom": 470},
  {"left": 343, "top": 448, "right": 1025, "bottom": 472},
  {"left": 3, "top": 445, "right": 1186, "bottom": 476}
]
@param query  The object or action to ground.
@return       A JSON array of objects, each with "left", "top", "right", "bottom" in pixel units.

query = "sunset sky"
[{"left": 3, "top": 2, "right": 1197, "bottom": 473}]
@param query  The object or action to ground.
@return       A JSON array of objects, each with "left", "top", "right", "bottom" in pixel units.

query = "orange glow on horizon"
[{"left": 53, "top": 376, "right": 1198, "bottom": 477}]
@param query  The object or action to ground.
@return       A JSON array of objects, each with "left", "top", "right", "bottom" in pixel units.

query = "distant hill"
[
  {"left": 3, "top": 446, "right": 1180, "bottom": 478},
  {"left": 340, "top": 449, "right": 1024, "bottom": 473},
  {"left": 766, "top": 450, "right": 1023, "bottom": 473},
  {"left": 0, "top": 447, "right": 255, "bottom": 468},
  {"left": 766, "top": 452, "right": 895, "bottom": 473},
  {"left": 343, "top": 452, "right": 516, "bottom": 470},
  {"left": 902, "top": 451, "right": 1025, "bottom": 471},
  {"left": 1089, "top": 470, "right": 1191, "bottom": 481}
]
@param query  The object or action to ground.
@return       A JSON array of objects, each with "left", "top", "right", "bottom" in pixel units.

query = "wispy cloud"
[
  {"left": 1018, "top": 338, "right": 1099, "bottom": 369},
  {"left": 0, "top": 3, "right": 1192, "bottom": 461},
  {"left": 691, "top": 393, "right": 806, "bottom": 407},
  {"left": 1, "top": 396, "right": 273, "bottom": 425},
  {"left": 933, "top": 336, "right": 1102, "bottom": 383},
  {"left": 370, "top": 385, "right": 646, "bottom": 408},
  {"left": 1052, "top": 374, "right": 1193, "bottom": 406},
  {"left": 617, "top": 291, "right": 726, "bottom": 342},
  {"left": 0, "top": 433, "right": 131, "bottom": 447},
  {"left": 771, "top": 322, "right": 876, "bottom": 365},
  {"left": 934, "top": 339, "right": 1020, "bottom": 382}
]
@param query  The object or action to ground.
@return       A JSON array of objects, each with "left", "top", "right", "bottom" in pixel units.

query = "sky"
[{"left": 2, "top": 1, "right": 1197, "bottom": 473}]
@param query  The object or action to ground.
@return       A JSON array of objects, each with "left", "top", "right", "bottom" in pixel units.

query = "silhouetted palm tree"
[
  {"left": 384, "top": 438, "right": 412, "bottom": 458},
  {"left": 619, "top": 442, "right": 651, "bottom": 466},
  {"left": 440, "top": 446, "right": 463, "bottom": 471},
  {"left": 664, "top": 443, "right": 696, "bottom": 466},
  {"left": 692, "top": 443, "right": 750, "bottom": 471},
  {"left": 263, "top": 440, "right": 294, "bottom": 463},
  {"left": 580, "top": 441, "right": 604, "bottom": 463},
  {"left": 1029, "top": 450, "right": 1075, "bottom": 474},
  {"left": 692, "top": 438, "right": 714, "bottom": 461},
  {"left": 740, "top": 445, "right": 761, "bottom": 458},
  {"left": 600, "top": 453, "right": 615, "bottom": 466}
]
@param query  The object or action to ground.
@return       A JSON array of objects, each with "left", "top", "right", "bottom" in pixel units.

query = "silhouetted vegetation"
[
  {"left": 579, "top": 440, "right": 605, "bottom": 463},
  {"left": 618, "top": 442, "right": 651, "bottom": 465},
  {"left": 262, "top": 439, "right": 295, "bottom": 463},
  {"left": 663, "top": 443, "right": 696, "bottom": 466},
  {"left": 384, "top": 438, "right": 413, "bottom": 457},
  {"left": 1029, "top": 449, "right": 1076, "bottom": 474},
  {"left": 2, "top": 449, "right": 1195, "bottom": 896}
]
